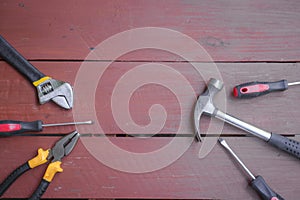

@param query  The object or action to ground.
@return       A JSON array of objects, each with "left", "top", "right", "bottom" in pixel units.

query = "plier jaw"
[{"left": 51, "top": 131, "right": 80, "bottom": 162}]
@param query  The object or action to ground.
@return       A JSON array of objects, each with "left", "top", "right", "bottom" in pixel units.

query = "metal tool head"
[
  {"left": 194, "top": 78, "right": 223, "bottom": 141},
  {"left": 218, "top": 138, "right": 229, "bottom": 148},
  {"left": 50, "top": 131, "right": 80, "bottom": 162},
  {"left": 36, "top": 78, "right": 73, "bottom": 109}
]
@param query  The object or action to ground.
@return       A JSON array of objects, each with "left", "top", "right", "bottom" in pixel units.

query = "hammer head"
[{"left": 194, "top": 78, "right": 223, "bottom": 141}]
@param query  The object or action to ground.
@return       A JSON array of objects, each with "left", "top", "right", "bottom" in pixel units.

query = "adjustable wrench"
[{"left": 0, "top": 35, "right": 73, "bottom": 109}]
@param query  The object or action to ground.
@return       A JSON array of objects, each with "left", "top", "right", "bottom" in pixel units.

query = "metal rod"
[
  {"left": 288, "top": 81, "right": 300, "bottom": 86},
  {"left": 218, "top": 138, "right": 256, "bottom": 180},
  {"left": 215, "top": 110, "right": 271, "bottom": 141},
  {"left": 42, "top": 120, "right": 93, "bottom": 127}
]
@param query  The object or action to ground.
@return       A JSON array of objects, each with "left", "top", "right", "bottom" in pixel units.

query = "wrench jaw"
[{"left": 36, "top": 78, "right": 73, "bottom": 109}]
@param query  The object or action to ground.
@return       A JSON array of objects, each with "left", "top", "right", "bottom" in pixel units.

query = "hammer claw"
[
  {"left": 194, "top": 78, "right": 224, "bottom": 142},
  {"left": 194, "top": 103, "right": 202, "bottom": 141}
]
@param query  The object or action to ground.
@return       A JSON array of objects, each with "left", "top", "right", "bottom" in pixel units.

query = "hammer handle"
[
  {"left": 268, "top": 133, "right": 300, "bottom": 159},
  {"left": 215, "top": 110, "right": 300, "bottom": 159},
  {"left": 215, "top": 110, "right": 271, "bottom": 141}
]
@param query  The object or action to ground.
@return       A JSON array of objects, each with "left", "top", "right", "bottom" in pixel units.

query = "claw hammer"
[
  {"left": 194, "top": 78, "right": 300, "bottom": 159},
  {"left": 0, "top": 35, "right": 73, "bottom": 109}
]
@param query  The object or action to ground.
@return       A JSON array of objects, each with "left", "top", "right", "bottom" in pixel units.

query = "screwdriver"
[
  {"left": 0, "top": 120, "right": 93, "bottom": 136},
  {"left": 233, "top": 79, "right": 300, "bottom": 98},
  {"left": 218, "top": 138, "right": 284, "bottom": 200}
]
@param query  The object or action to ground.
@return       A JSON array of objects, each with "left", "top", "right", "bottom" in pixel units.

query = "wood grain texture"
[
  {"left": 1, "top": 1, "right": 300, "bottom": 199},
  {"left": 0, "top": 61, "right": 299, "bottom": 135},
  {"left": 0, "top": 136, "right": 299, "bottom": 199},
  {"left": 0, "top": 0, "right": 300, "bottom": 61}
]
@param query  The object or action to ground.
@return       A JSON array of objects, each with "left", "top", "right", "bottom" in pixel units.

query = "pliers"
[
  {"left": 0, "top": 35, "right": 73, "bottom": 109},
  {"left": 0, "top": 131, "right": 80, "bottom": 199}
]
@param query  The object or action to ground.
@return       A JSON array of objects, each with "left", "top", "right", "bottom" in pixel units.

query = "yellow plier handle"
[
  {"left": 28, "top": 148, "right": 50, "bottom": 168},
  {"left": 29, "top": 161, "right": 63, "bottom": 200}
]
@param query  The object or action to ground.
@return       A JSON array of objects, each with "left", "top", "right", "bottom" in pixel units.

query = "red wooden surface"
[
  {"left": 1, "top": 61, "right": 299, "bottom": 136},
  {"left": 0, "top": 0, "right": 300, "bottom": 199},
  {"left": 0, "top": 137, "right": 299, "bottom": 199},
  {"left": 0, "top": 0, "right": 299, "bottom": 62}
]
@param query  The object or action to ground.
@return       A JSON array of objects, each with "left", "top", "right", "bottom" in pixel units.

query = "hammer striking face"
[{"left": 194, "top": 78, "right": 223, "bottom": 141}]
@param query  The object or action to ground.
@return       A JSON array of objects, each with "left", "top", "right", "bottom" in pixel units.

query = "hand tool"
[
  {"left": 0, "top": 131, "right": 80, "bottom": 199},
  {"left": 0, "top": 120, "right": 92, "bottom": 136},
  {"left": 233, "top": 79, "right": 300, "bottom": 98},
  {"left": 218, "top": 138, "right": 284, "bottom": 200},
  {"left": 194, "top": 78, "right": 300, "bottom": 159},
  {"left": 0, "top": 35, "right": 73, "bottom": 109}
]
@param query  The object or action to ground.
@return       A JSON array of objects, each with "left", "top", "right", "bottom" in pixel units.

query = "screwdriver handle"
[
  {"left": 0, "top": 120, "right": 42, "bottom": 136},
  {"left": 251, "top": 175, "right": 285, "bottom": 200},
  {"left": 233, "top": 80, "right": 288, "bottom": 98}
]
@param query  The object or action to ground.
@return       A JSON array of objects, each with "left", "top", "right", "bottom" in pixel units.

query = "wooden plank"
[
  {"left": 0, "top": 136, "right": 299, "bottom": 199},
  {"left": 0, "top": 0, "right": 300, "bottom": 61},
  {"left": 1, "top": 1, "right": 299, "bottom": 199},
  {"left": 0, "top": 61, "right": 299, "bottom": 136}
]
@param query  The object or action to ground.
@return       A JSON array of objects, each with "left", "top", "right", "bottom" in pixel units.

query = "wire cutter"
[{"left": 0, "top": 131, "right": 80, "bottom": 199}]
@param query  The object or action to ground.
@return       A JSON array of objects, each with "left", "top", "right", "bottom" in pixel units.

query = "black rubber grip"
[
  {"left": 268, "top": 133, "right": 300, "bottom": 159},
  {"left": 0, "top": 35, "right": 45, "bottom": 83},
  {"left": 251, "top": 175, "right": 285, "bottom": 200},
  {"left": 233, "top": 80, "right": 288, "bottom": 98},
  {"left": 29, "top": 179, "right": 50, "bottom": 200},
  {"left": 0, "top": 120, "right": 43, "bottom": 136},
  {"left": 0, "top": 162, "right": 30, "bottom": 196}
]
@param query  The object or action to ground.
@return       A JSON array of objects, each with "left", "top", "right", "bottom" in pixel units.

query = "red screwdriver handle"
[
  {"left": 233, "top": 80, "right": 288, "bottom": 98},
  {"left": 0, "top": 120, "right": 43, "bottom": 136},
  {"left": 0, "top": 123, "right": 21, "bottom": 132}
]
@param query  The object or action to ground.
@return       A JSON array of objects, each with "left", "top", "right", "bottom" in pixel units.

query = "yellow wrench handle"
[{"left": 32, "top": 76, "right": 51, "bottom": 87}]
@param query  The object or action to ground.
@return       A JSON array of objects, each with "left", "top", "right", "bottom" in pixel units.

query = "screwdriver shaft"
[
  {"left": 218, "top": 138, "right": 256, "bottom": 180},
  {"left": 42, "top": 120, "right": 93, "bottom": 127},
  {"left": 288, "top": 81, "right": 300, "bottom": 86}
]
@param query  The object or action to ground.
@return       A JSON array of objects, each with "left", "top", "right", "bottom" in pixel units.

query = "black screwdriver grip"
[
  {"left": 29, "top": 179, "right": 50, "bottom": 200},
  {"left": 233, "top": 80, "right": 288, "bottom": 98},
  {"left": 0, "top": 162, "right": 30, "bottom": 196},
  {"left": 0, "top": 35, "right": 45, "bottom": 83},
  {"left": 251, "top": 175, "right": 284, "bottom": 200},
  {"left": 0, "top": 120, "right": 43, "bottom": 136},
  {"left": 268, "top": 133, "right": 300, "bottom": 159}
]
